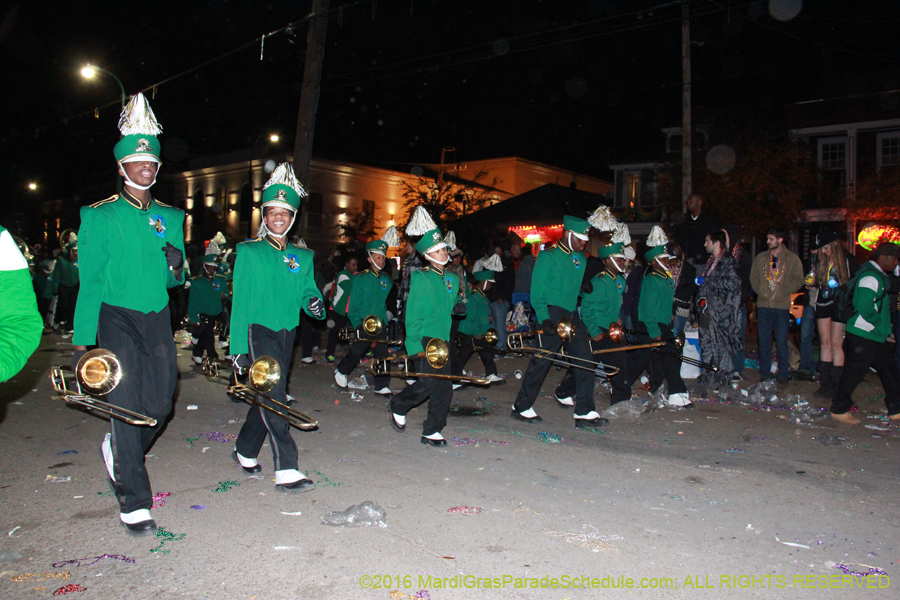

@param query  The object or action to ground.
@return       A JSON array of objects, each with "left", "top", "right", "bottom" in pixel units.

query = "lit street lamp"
[
  {"left": 246, "top": 133, "right": 279, "bottom": 237},
  {"left": 28, "top": 183, "right": 37, "bottom": 191},
  {"left": 81, "top": 64, "right": 127, "bottom": 107}
]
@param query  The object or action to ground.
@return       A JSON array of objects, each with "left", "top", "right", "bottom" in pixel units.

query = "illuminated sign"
[{"left": 858, "top": 224, "right": 900, "bottom": 251}]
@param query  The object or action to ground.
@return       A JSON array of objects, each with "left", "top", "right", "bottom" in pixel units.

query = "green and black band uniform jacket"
[
  {"left": 404, "top": 265, "right": 460, "bottom": 355},
  {"left": 229, "top": 236, "right": 323, "bottom": 356},
  {"left": 73, "top": 191, "right": 186, "bottom": 346},
  {"left": 188, "top": 273, "right": 230, "bottom": 323},
  {"left": 581, "top": 269, "right": 624, "bottom": 337},
  {"left": 530, "top": 240, "right": 586, "bottom": 323},
  {"left": 458, "top": 285, "right": 491, "bottom": 337},
  {"left": 346, "top": 268, "right": 393, "bottom": 329},
  {"left": 637, "top": 269, "right": 675, "bottom": 339}
]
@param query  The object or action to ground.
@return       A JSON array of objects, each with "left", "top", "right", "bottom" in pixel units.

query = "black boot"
[
  {"left": 830, "top": 366, "right": 844, "bottom": 400},
  {"left": 814, "top": 362, "right": 832, "bottom": 398}
]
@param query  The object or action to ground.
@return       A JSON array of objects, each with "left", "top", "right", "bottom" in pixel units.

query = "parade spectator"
[
  {"left": 749, "top": 226, "right": 804, "bottom": 384},
  {"left": 512, "top": 243, "right": 535, "bottom": 309},
  {"left": 723, "top": 225, "right": 753, "bottom": 379},
  {"left": 668, "top": 242, "right": 697, "bottom": 336},
  {"left": 811, "top": 230, "right": 859, "bottom": 399},
  {"left": 696, "top": 230, "right": 741, "bottom": 390},
  {"left": 793, "top": 246, "right": 819, "bottom": 381},
  {"left": 675, "top": 192, "right": 720, "bottom": 266},
  {"left": 830, "top": 242, "right": 900, "bottom": 425}
]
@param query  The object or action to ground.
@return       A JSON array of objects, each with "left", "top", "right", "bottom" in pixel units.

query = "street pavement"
[{"left": 0, "top": 333, "right": 897, "bottom": 599}]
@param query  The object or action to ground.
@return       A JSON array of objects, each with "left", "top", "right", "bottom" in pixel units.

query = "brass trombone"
[
  {"left": 339, "top": 314, "right": 403, "bottom": 344},
  {"left": 590, "top": 324, "right": 680, "bottom": 353},
  {"left": 507, "top": 317, "right": 619, "bottom": 377},
  {"left": 600, "top": 328, "right": 717, "bottom": 371},
  {"left": 202, "top": 357, "right": 237, "bottom": 381},
  {"left": 50, "top": 349, "right": 158, "bottom": 426},
  {"left": 226, "top": 356, "right": 319, "bottom": 430},
  {"left": 370, "top": 338, "right": 490, "bottom": 385}
]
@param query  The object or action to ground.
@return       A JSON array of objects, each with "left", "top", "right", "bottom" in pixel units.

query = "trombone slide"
[{"left": 228, "top": 384, "right": 319, "bottom": 430}]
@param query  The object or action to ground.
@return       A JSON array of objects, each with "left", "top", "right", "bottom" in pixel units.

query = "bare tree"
[{"left": 399, "top": 171, "right": 497, "bottom": 232}]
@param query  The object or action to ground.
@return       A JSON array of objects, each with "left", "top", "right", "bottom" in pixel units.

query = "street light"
[
  {"left": 81, "top": 64, "right": 127, "bottom": 107},
  {"left": 246, "top": 133, "right": 279, "bottom": 237},
  {"left": 28, "top": 183, "right": 37, "bottom": 191}
]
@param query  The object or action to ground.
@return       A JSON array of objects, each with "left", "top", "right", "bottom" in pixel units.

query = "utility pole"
[
  {"left": 681, "top": 1, "right": 692, "bottom": 215},
  {"left": 293, "top": 0, "right": 330, "bottom": 237}
]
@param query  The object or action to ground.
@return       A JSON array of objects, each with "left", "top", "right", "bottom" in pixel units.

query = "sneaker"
[
  {"left": 485, "top": 373, "right": 504, "bottom": 383},
  {"left": 326, "top": 355, "right": 336, "bottom": 365},
  {"left": 373, "top": 387, "right": 392, "bottom": 395},
  {"left": 191, "top": 356, "right": 203, "bottom": 365},
  {"left": 334, "top": 370, "right": 348, "bottom": 388},
  {"left": 301, "top": 356, "right": 315, "bottom": 364},
  {"left": 348, "top": 375, "right": 368, "bottom": 390},
  {"left": 730, "top": 371, "right": 746, "bottom": 383}
]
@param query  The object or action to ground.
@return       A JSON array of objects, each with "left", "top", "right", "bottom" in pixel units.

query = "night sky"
[{"left": 2, "top": 0, "right": 899, "bottom": 220}]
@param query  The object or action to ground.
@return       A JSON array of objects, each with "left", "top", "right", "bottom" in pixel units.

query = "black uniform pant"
[
  {"left": 325, "top": 312, "right": 348, "bottom": 357},
  {"left": 235, "top": 325, "right": 300, "bottom": 472},
  {"left": 391, "top": 336, "right": 453, "bottom": 436},
  {"left": 453, "top": 334, "right": 497, "bottom": 377},
  {"left": 96, "top": 303, "right": 176, "bottom": 515},
  {"left": 557, "top": 334, "right": 630, "bottom": 408},
  {"left": 625, "top": 335, "right": 687, "bottom": 396},
  {"left": 336, "top": 329, "right": 390, "bottom": 388},
  {"left": 832, "top": 332, "right": 900, "bottom": 416},
  {"left": 191, "top": 313, "right": 219, "bottom": 361},
  {"left": 513, "top": 307, "right": 593, "bottom": 414},
  {"left": 57, "top": 284, "right": 79, "bottom": 330}
]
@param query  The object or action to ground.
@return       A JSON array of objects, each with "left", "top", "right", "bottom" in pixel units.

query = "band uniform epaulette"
[
  {"left": 153, "top": 199, "right": 176, "bottom": 209},
  {"left": 357, "top": 269, "right": 371, "bottom": 276},
  {"left": 88, "top": 194, "right": 120, "bottom": 208},
  {"left": 472, "top": 287, "right": 486, "bottom": 297}
]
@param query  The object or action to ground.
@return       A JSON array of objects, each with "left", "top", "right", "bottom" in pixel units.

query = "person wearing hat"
[
  {"left": 0, "top": 224, "right": 42, "bottom": 382},
  {"left": 33, "top": 258, "right": 56, "bottom": 328},
  {"left": 229, "top": 163, "right": 324, "bottom": 492},
  {"left": 556, "top": 222, "right": 631, "bottom": 409},
  {"left": 810, "top": 229, "right": 859, "bottom": 399},
  {"left": 333, "top": 228, "right": 399, "bottom": 394},
  {"left": 187, "top": 255, "right": 230, "bottom": 365},
  {"left": 830, "top": 241, "right": 900, "bottom": 425},
  {"left": 390, "top": 207, "right": 466, "bottom": 447},
  {"left": 453, "top": 259, "right": 504, "bottom": 385},
  {"left": 511, "top": 215, "right": 603, "bottom": 426},
  {"left": 51, "top": 238, "right": 80, "bottom": 335},
  {"left": 625, "top": 226, "right": 691, "bottom": 408},
  {"left": 72, "top": 93, "right": 186, "bottom": 536}
]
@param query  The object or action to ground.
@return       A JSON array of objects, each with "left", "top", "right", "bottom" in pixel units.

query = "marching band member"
[
  {"left": 73, "top": 94, "right": 186, "bottom": 535},
  {"left": 229, "top": 163, "right": 325, "bottom": 493},
  {"left": 453, "top": 254, "right": 505, "bottom": 385},
  {"left": 0, "top": 223, "right": 42, "bottom": 382},
  {"left": 511, "top": 214, "right": 609, "bottom": 426},
  {"left": 625, "top": 226, "right": 691, "bottom": 408},
  {"left": 556, "top": 221, "right": 632, "bottom": 409},
  {"left": 389, "top": 207, "right": 465, "bottom": 447},
  {"left": 187, "top": 254, "right": 229, "bottom": 365},
  {"left": 333, "top": 227, "right": 400, "bottom": 394}
]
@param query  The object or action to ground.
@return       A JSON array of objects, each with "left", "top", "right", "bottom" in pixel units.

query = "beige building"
[{"left": 172, "top": 151, "right": 611, "bottom": 251}]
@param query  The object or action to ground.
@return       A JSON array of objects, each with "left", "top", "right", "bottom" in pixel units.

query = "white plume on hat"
[
  {"left": 443, "top": 230, "right": 457, "bottom": 252},
  {"left": 118, "top": 93, "right": 163, "bottom": 136},
  {"left": 611, "top": 222, "right": 631, "bottom": 246},
  {"left": 262, "top": 163, "right": 308, "bottom": 199},
  {"left": 587, "top": 205, "right": 617, "bottom": 232},
  {"left": 406, "top": 206, "right": 438, "bottom": 236},
  {"left": 207, "top": 231, "right": 227, "bottom": 256},
  {"left": 381, "top": 226, "right": 401, "bottom": 248},
  {"left": 646, "top": 225, "right": 669, "bottom": 248},
  {"left": 483, "top": 254, "right": 504, "bottom": 272}
]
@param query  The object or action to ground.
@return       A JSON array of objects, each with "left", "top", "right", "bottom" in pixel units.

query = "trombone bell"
[
  {"left": 370, "top": 338, "right": 489, "bottom": 384},
  {"left": 227, "top": 356, "right": 317, "bottom": 430},
  {"left": 50, "top": 349, "right": 157, "bottom": 426},
  {"left": 483, "top": 328, "right": 498, "bottom": 345},
  {"left": 339, "top": 314, "right": 404, "bottom": 345}
]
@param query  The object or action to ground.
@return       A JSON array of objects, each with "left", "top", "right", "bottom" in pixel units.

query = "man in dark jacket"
[{"left": 675, "top": 193, "right": 720, "bottom": 266}]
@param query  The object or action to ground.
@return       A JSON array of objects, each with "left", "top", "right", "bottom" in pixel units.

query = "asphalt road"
[{"left": 0, "top": 333, "right": 897, "bottom": 599}]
